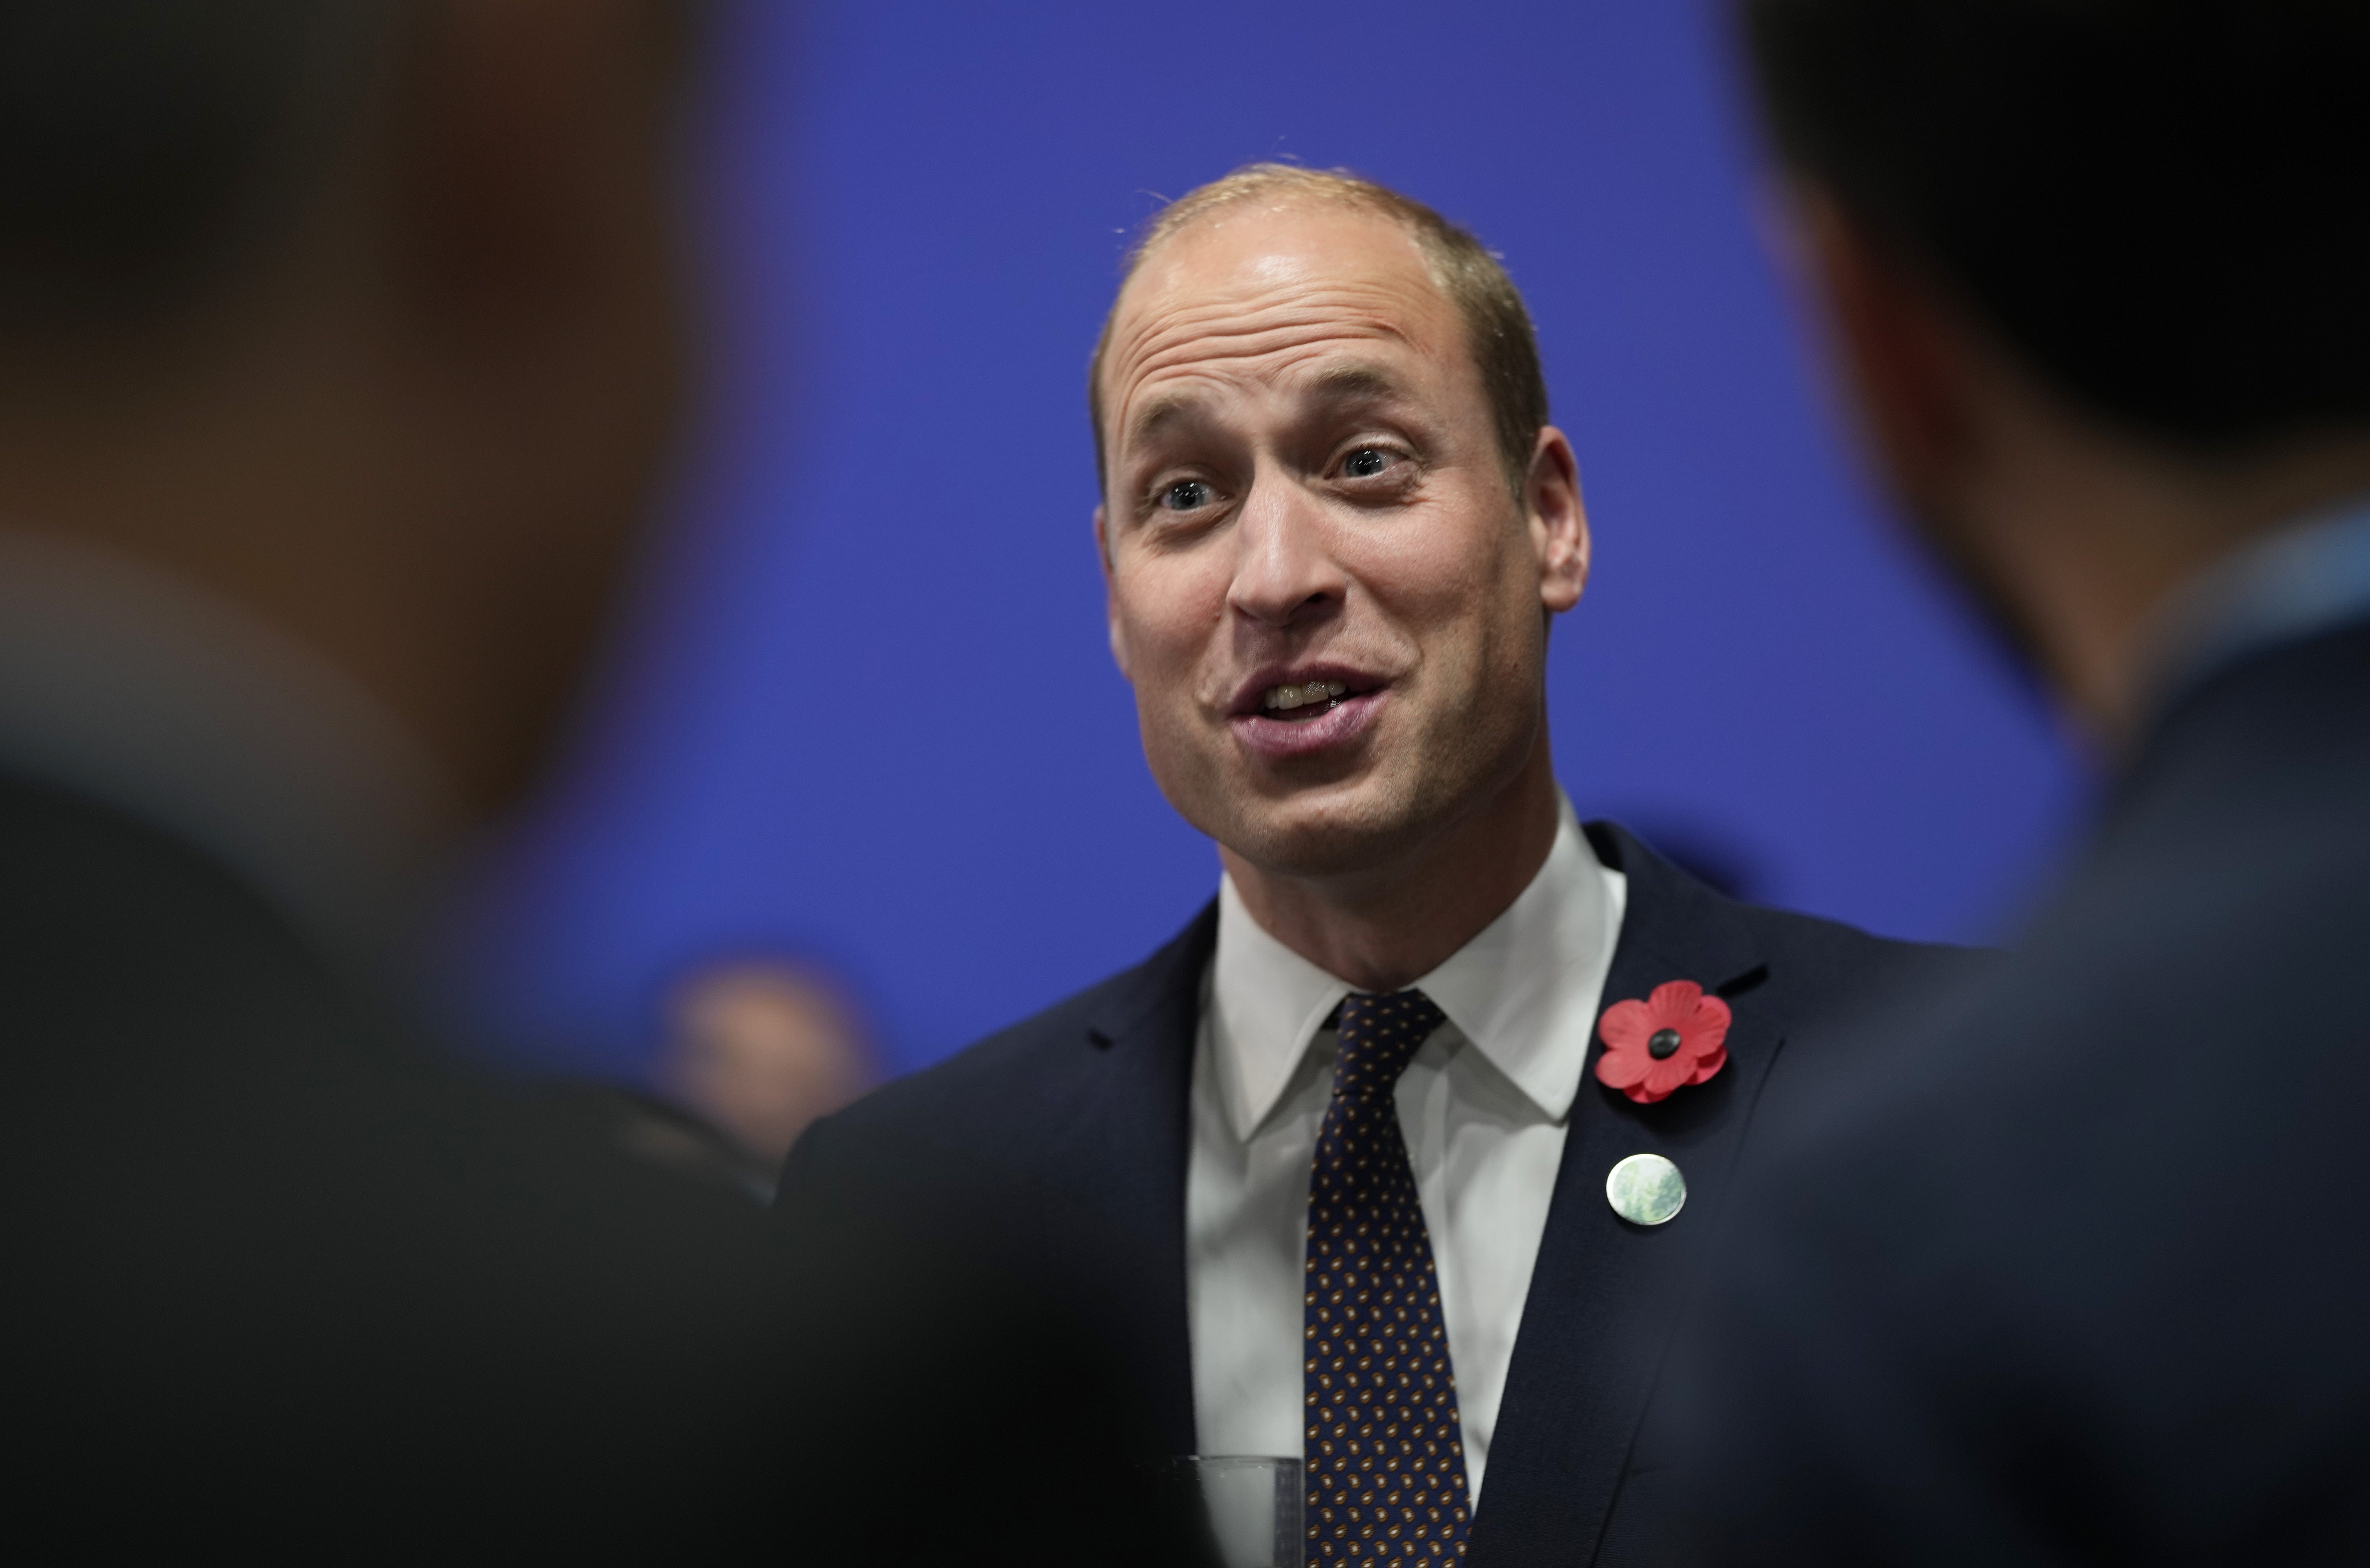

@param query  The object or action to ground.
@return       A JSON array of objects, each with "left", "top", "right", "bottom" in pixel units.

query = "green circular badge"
[{"left": 1605, "top": 1153, "right": 1686, "bottom": 1227}]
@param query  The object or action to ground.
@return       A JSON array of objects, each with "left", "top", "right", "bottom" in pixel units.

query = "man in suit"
[
  {"left": 1678, "top": 2, "right": 2370, "bottom": 1560},
  {"left": 0, "top": 0, "right": 817, "bottom": 1554},
  {"left": 779, "top": 163, "right": 1956, "bottom": 1566},
  {"left": 0, "top": 4, "right": 1144, "bottom": 1559}
]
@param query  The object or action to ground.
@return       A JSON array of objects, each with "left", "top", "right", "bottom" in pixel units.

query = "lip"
[{"left": 1225, "top": 664, "right": 1389, "bottom": 762}]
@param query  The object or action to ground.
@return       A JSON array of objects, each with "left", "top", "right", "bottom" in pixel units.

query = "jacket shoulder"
[
  {"left": 832, "top": 968, "right": 1126, "bottom": 1134},
  {"left": 791, "top": 899, "right": 1216, "bottom": 1159},
  {"left": 1591, "top": 818, "right": 1985, "bottom": 1025},
  {"left": 1735, "top": 899, "right": 1980, "bottom": 1009}
]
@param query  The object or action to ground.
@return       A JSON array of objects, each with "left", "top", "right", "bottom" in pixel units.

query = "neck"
[
  {"left": 1940, "top": 368, "right": 2370, "bottom": 743},
  {"left": 1220, "top": 742, "right": 1562, "bottom": 993}
]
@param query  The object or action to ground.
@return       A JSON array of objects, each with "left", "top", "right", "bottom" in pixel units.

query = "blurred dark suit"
[
  {"left": 1690, "top": 579, "right": 2370, "bottom": 1561},
  {"left": 0, "top": 811, "right": 819, "bottom": 1558},
  {"left": 0, "top": 566, "right": 814, "bottom": 1558}
]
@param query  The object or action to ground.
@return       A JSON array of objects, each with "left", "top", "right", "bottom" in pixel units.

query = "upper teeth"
[{"left": 1263, "top": 680, "right": 1349, "bottom": 711}]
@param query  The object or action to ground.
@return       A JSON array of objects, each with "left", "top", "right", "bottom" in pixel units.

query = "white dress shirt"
[{"left": 1185, "top": 795, "right": 1627, "bottom": 1503}]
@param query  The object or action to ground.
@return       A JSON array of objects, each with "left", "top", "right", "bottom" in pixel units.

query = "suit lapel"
[
  {"left": 1471, "top": 825, "right": 1789, "bottom": 1567},
  {"left": 1030, "top": 900, "right": 1213, "bottom": 1460}
]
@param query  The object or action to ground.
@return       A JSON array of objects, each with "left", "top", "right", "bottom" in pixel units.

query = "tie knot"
[{"left": 1331, "top": 989, "right": 1447, "bottom": 1100}]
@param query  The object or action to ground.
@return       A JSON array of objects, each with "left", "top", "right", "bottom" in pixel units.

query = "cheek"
[
  {"left": 1348, "top": 508, "right": 1510, "bottom": 647},
  {"left": 1111, "top": 549, "right": 1229, "bottom": 680}
]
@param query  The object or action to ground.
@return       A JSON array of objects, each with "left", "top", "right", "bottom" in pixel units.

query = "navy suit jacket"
[
  {"left": 1687, "top": 618, "right": 2370, "bottom": 1563},
  {"left": 780, "top": 822, "right": 1959, "bottom": 1564}
]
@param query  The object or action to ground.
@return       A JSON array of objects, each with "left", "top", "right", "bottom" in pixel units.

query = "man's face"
[{"left": 1096, "top": 202, "right": 1586, "bottom": 880}]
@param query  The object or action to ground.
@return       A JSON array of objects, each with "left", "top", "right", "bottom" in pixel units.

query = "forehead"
[{"left": 1100, "top": 202, "right": 1469, "bottom": 449}]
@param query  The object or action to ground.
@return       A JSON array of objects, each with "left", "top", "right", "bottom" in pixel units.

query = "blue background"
[{"left": 451, "top": 0, "right": 2078, "bottom": 1080}]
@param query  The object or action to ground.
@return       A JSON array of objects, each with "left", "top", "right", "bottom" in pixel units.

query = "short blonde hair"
[{"left": 1088, "top": 163, "right": 1550, "bottom": 495}]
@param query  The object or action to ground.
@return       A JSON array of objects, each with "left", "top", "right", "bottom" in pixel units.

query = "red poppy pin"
[{"left": 1595, "top": 981, "right": 1732, "bottom": 1105}]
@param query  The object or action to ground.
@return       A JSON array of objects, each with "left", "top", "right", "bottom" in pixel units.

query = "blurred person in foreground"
[
  {"left": 778, "top": 163, "right": 1964, "bottom": 1566},
  {"left": 584, "top": 958, "right": 876, "bottom": 1202},
  {"left": 0, "top": 0, "right": 799, "bottom": 1555},
  {"left": 659, "top": 958, "right": 877, "bottom": 1181},
  {"left": 1681, "top": 2, "right": 2370, "bottom": 1560},
  {"left": 0, "top": 4, "right": 1181, "bottom": 1560}
]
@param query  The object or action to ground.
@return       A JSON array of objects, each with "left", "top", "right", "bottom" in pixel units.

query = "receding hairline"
[{"left": 1100, "top": 203, "right": 1453, "bottom": 405}]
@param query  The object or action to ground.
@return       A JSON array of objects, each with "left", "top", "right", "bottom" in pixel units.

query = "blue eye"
[
  {"left": 1160, "top": 479, "right": 1214, "bottom": 511},
  {"left": 1343, "top": 447, "right": 1391, "bottom": 478}
]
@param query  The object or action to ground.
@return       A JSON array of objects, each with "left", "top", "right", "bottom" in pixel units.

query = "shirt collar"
[
  {"left": 1208, "top": 793, "right": 1627, "bottom": 1140},
  {"left": 2145, "top": 491, "right": 2370, "bottom": 721}
]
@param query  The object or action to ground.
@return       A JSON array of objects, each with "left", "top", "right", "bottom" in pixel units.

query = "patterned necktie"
[{"left": 1303, "top": 989, "right": 1470, "bottom": 1562}]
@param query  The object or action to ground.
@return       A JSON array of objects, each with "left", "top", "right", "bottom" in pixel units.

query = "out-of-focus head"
[
  {"left": 1739, "top": 0, "right": 2370, "bottom": 705},
  {"left": 1743, "top": 0, "right": 2370, "bottom": 452},
  {"left": 0, "top": 0, "right": 698, "bottom": 821},
  {"left": 1089, "top": 167, "right": 1587, "bottom": 881},
  {"left": 657, "top": 960, "right": 876, "bottom": 1169}
]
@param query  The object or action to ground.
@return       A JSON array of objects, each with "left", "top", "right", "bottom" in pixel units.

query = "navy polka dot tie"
[{"left": 1304, "top": 989, "right": 1470, "bottom": 1562}]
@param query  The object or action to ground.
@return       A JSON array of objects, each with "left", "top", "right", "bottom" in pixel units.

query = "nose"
[{"left": 1226, "top": 470, "right": 1345, "bottom": 630}]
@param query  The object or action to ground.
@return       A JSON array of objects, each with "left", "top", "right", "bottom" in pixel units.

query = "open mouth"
[
  {"left": 1257, "top": 679, "right": 1355, "bottom": 722},
  {"left": 1227, "top": 669, "right": 1387, "bottom": 758}
]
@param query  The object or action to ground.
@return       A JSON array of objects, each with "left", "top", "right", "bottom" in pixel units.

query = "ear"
[
  {"left": 1095, "top": 503, "right": 1134, "bottom": 680},
  {"left": 1525, "top": 427, "right": 1589, "bottom": 615},
  {"left": 1787, "top": 184, "right": 1972, "bottom": 517}
]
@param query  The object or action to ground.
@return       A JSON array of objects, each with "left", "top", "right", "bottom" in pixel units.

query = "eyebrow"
[
  {"left": 1302, "top": 362, "right": 1410, "bottom": 406},
  {"left": 1120, "top": 361, "right": 1415, "bottom": 458},
  {"left": 1124, "top": 393, "right": 1200, "bottom": 454}
]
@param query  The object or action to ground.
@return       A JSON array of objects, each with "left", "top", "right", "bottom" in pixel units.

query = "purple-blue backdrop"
[{"left": 454, "top": 0, "right": 2077, "bottom": 1080}]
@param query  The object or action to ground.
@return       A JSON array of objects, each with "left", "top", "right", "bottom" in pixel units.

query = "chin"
[{"left": 1213, "top": 785, "right": 1439, "bottom": 882}]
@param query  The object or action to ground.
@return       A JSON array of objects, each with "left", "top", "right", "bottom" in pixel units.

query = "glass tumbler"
[{"left": 1177, "top": 1455, "right": 1303, "bottom": 1568}]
